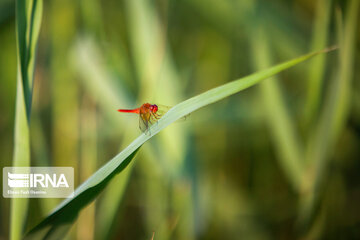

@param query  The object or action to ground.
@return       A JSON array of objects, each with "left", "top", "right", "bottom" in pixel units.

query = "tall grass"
[
  {"left": 251, "top": 26, "right": 304, "bottom": 191},
  {"left": 299, "top": 0, "right": 359, "bottom": 235},
  {"left": 2, "top": 0, "right": 359, "bottom": 239},
  {"left": 303, "top": 0, "right": 332, "bottom": 127},
  {"left": 11, "top": 0, "right": 42, "bottom": 239}
]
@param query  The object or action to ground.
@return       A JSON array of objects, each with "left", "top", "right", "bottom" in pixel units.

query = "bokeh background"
[{"left": 1, "top": 0, "right": 359, "bottom": 239}]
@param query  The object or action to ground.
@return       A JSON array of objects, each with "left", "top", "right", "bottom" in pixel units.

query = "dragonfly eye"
[{"left": 152, "top": 105, "right": 158, "bottom": 113}]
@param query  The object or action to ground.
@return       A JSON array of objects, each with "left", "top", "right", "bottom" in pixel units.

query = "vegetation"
[{"left": 0, "top": 0, "right": 358, "bottom": 239}]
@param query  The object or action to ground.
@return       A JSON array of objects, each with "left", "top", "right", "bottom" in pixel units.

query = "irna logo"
[
  {"left": 3, "top": 167, "right": 74, "bottom": 198},
  {"left": 8, "top": 173, "right": 69, "bottom": 188}
]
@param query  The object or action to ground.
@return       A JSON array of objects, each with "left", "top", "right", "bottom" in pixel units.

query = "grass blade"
[
  {"left": 304, "top": 0, "right": 332, "bottom": 128},
  {"left": 25, "top": 47, "right": 334, "bottom": 239},
  {"left": 11, "top": 0, "right": 42, "bottom": 239},
  {"left": 299, "top": 0, "right": 359, "bottom": 230},
  {"left": 250, "top": 27, "right": 304, "bottom": 190}
]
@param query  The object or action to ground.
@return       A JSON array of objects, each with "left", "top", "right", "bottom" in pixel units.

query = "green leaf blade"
[
  {"left": 26, "top": 47, "right": 335, "bottom": 239},
  {"left": 11, "top": 0, "right": 43, "bottom": 240}
]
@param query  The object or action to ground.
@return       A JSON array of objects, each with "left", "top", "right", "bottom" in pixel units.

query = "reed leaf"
[{"left": 25, "top": 47, "right": 335, "bottom": 239}]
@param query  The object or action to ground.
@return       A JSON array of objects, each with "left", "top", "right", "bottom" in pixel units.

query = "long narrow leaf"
[
  {"left": 11, "top": 0, "right": 42, "bottom": 240},
  {"left": 25, "top": 47, "right": 335, "bottom": 239},
  {"left": 299, "top": 0, "right": 359, "bottom": 230},
  {"left": 251, "top": 27, "right": 304, "bottom": 191},
  {"left": 303, "top": 0, "right": 332, "bottom": 127}
]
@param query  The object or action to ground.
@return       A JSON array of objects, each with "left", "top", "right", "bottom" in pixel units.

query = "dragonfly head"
[{"left": 150, "top": 104, "right": 158, "bottom": 113}]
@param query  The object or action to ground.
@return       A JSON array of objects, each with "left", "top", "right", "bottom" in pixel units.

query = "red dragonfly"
[{"left": 118, "top": 103, "right": 171, "bottom": 133}]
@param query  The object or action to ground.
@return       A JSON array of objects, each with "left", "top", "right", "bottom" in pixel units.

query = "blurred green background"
[{"left": 1, "top": 0, "right": 360, "bottom": 239}]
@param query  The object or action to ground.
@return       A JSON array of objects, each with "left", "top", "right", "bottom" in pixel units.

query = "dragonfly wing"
[
  {"left": 139, "top": 114, "right": 148, "bottom": 132},
  {"left": 156, "top": 104, "right": 189, "bottom": 121},
  {"left": 155, "top": 104, "right": 171, "bottom": 117}
]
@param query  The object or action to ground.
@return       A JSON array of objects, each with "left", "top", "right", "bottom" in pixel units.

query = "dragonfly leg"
[
  {"left": 150, "top": 112, "right": 160, "bottom": 127},
  {"left": 152, "top": 112, "right": 160, "bottom": 120}
]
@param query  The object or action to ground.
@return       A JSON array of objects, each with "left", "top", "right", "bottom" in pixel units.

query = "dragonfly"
[{"left": 117, "top": 103, "right": 172, "bottom": 133}]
